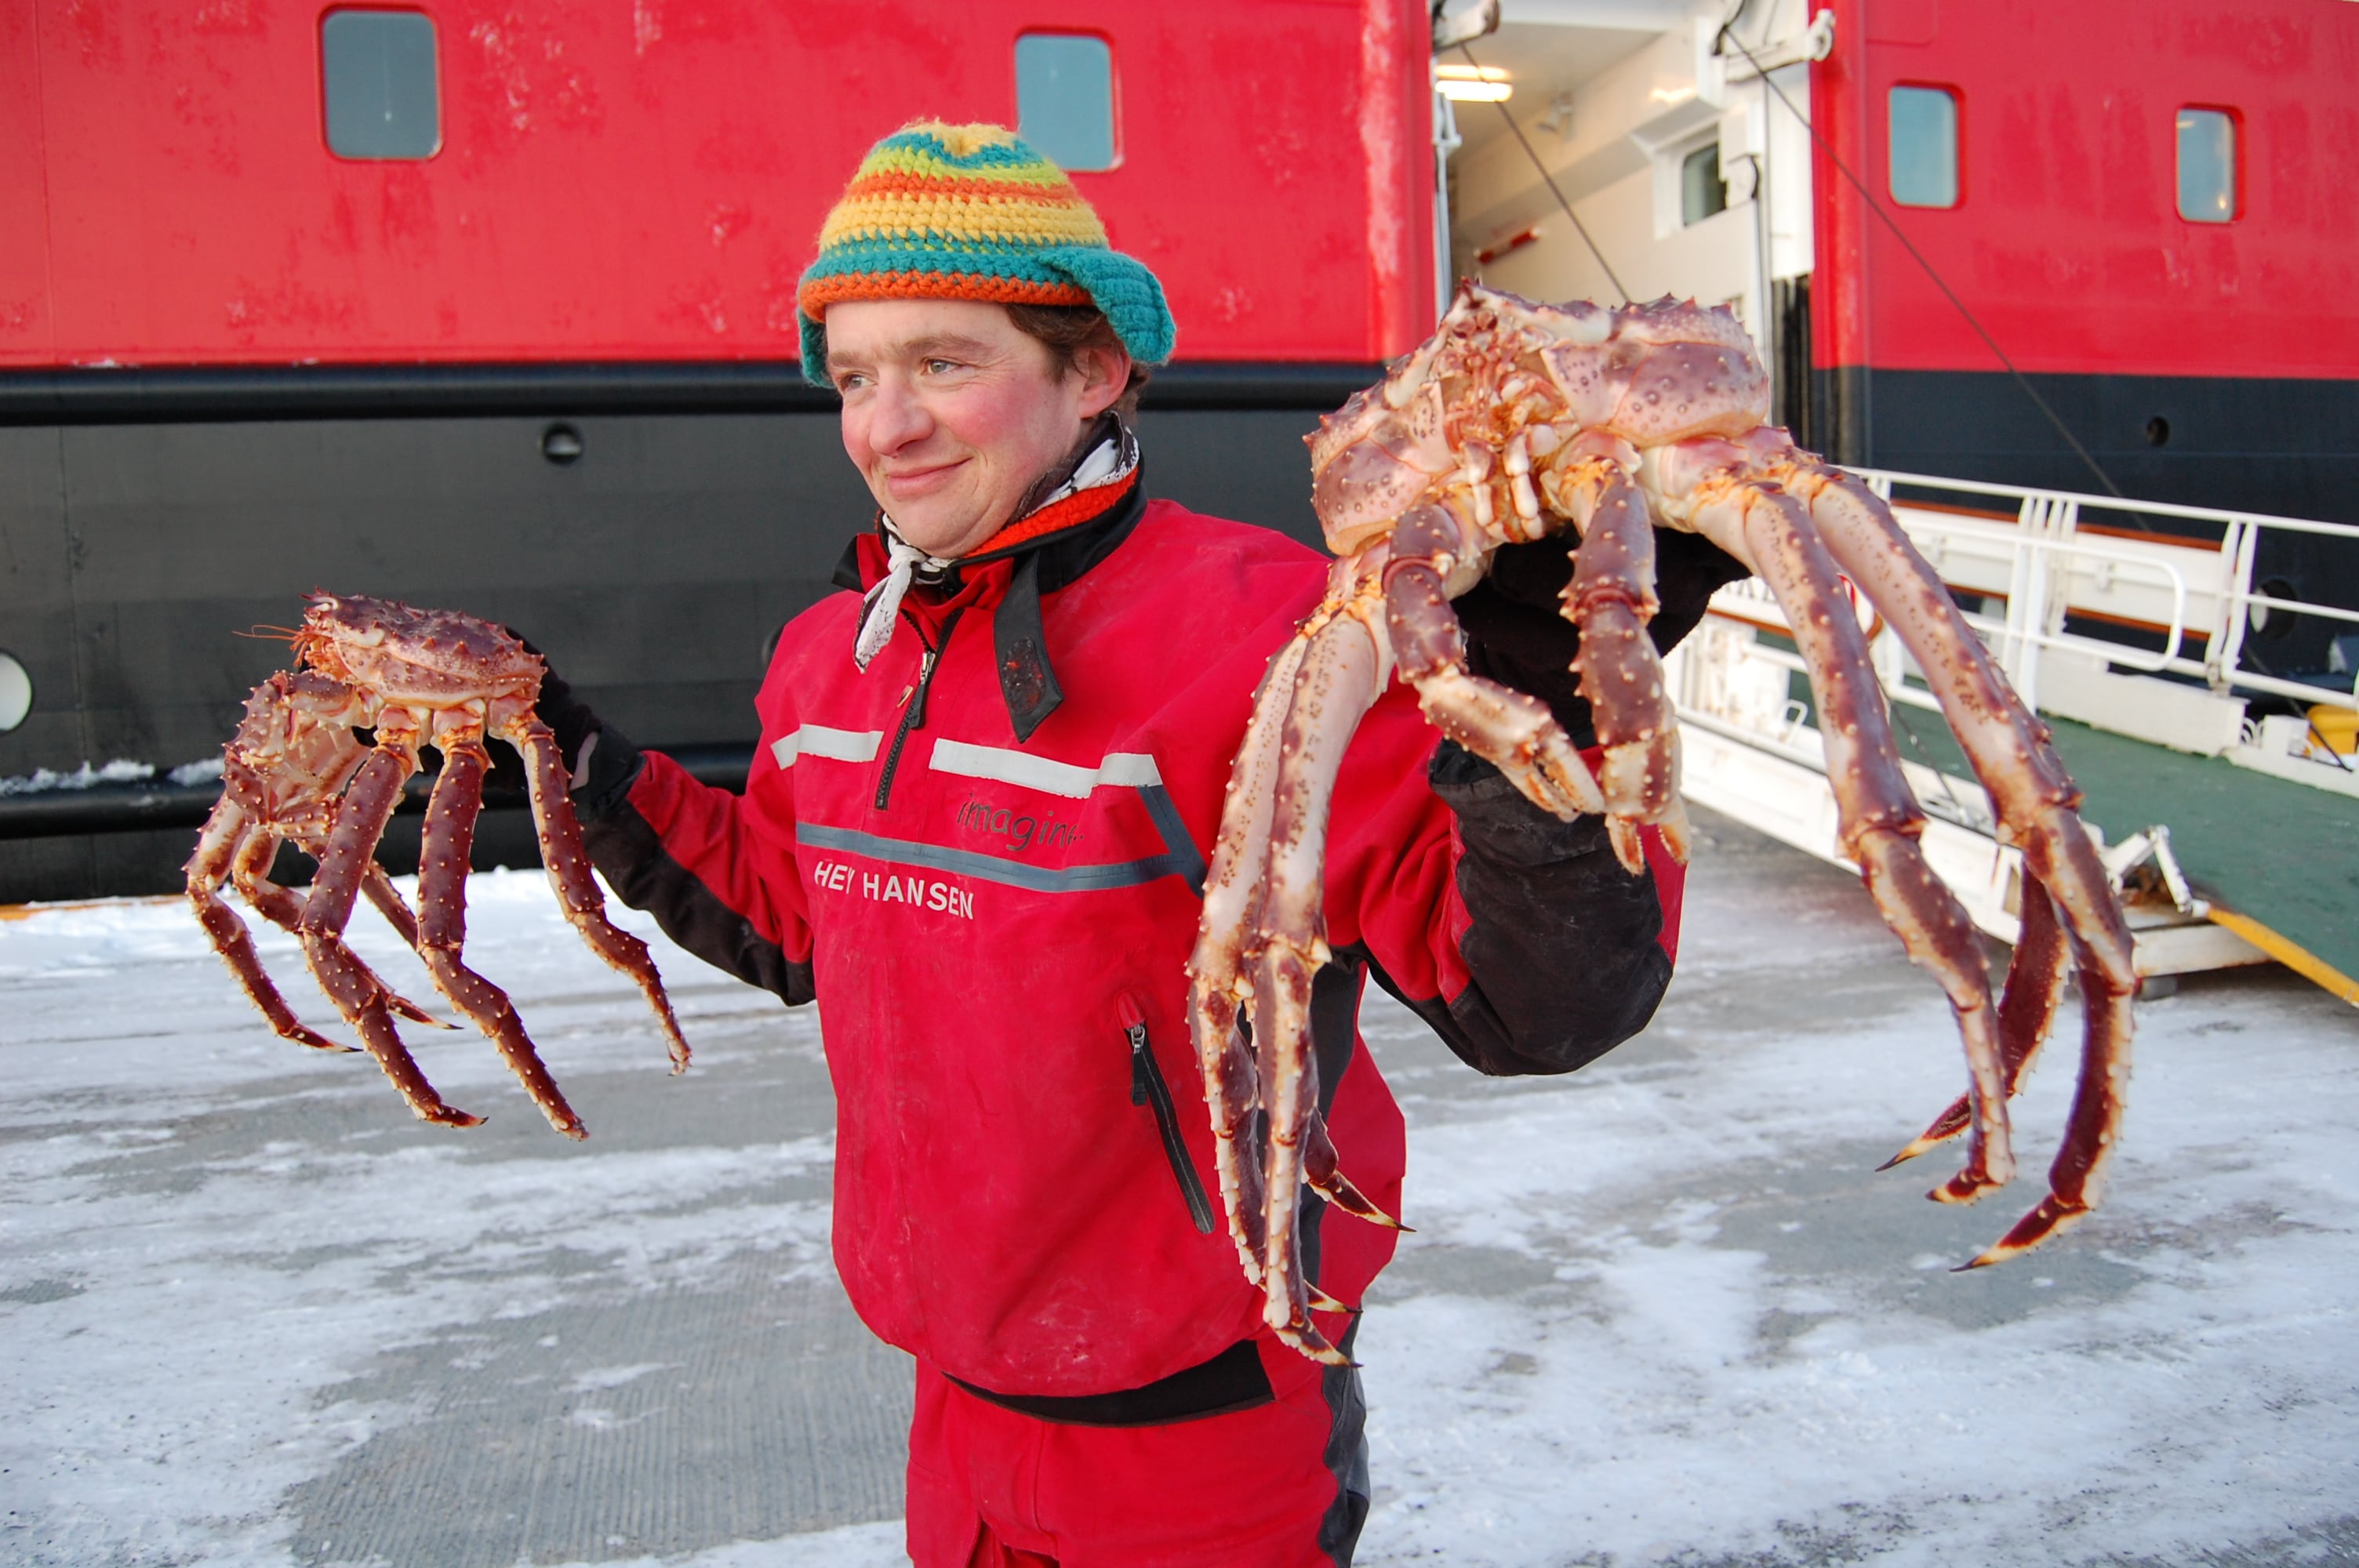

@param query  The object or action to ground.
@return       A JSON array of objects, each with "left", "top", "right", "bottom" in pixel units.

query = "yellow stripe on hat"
[{"left": 819, "top": 193, "right": 1109, "bottom": 252}]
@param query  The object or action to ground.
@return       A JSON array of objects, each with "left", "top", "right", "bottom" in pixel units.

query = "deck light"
[{"left": 1437, "top": 64, "right": 1512, "bottom": 103}]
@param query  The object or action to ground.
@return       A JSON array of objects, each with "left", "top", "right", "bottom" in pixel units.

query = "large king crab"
[
  {"left": 186, "top": 593, "right": 689, "bottom": 1137},
  {"left": 1187, "top": 282, "right": 2138, "bottom": 1364}
]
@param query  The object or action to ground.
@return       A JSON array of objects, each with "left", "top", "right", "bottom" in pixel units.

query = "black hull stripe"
[
  {"left": 0, "top": 360, "right": 1384, "bottom": 426},
  {"left": 1801, "top": 365, "right": 2359, "bottom": 531}
]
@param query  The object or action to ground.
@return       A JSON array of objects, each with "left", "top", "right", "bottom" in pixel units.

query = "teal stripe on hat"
[{"left": 885, "top": 127, "right": 1051, "bottom": 172}]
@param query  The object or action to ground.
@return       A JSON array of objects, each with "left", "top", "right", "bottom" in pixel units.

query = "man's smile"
[{"left": 880, "top": 456, "right": 969, "bottom": 499}]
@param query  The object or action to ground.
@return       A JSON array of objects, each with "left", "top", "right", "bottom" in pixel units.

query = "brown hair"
[{"left": 1004, "top": 303, "right": 1150, "bottom": 421}]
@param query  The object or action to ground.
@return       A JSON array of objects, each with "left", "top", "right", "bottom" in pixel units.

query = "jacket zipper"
[
  {"left": 1120, "top": 995, "right": 1216, "bottom": 1235},
  {"left": 874, "top": 607, "right": 962, "bottom": 811}
]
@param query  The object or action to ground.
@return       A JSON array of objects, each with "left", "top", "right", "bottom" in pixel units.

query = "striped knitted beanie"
[{"left": 796, "top": 122, "right": 1176, "bottom": 386}]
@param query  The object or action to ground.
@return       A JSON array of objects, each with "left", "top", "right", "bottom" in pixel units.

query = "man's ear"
[{"left": 1074, "top": 341, "right": 1132, "bottom": 420}]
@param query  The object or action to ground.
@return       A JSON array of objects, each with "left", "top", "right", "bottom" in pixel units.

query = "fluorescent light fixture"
[{"left": 1436, "top": 64, "right": 1513, "bottom": 102}]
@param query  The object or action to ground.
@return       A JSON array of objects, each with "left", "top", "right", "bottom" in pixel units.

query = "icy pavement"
[{"left": 2, "top": 809, "right": 2354, "bottom": 1567}]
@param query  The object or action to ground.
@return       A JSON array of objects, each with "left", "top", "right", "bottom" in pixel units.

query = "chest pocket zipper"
[{"left": 1118, "top": 994, "right": 1216, "bottom": 1235}]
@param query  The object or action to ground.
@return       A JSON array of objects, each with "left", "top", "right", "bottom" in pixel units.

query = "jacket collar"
[{"left": 827, "top": 468, "right": 1148, "bottom": 742}]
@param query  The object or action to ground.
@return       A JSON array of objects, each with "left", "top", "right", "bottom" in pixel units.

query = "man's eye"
[{"left": 923, "top": 358, "right": 959, "bottom": 375}]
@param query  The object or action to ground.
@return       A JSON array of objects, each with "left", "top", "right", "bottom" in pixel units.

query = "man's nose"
[{"left": 866, "top": 379, "right": 931, "bottom": 453}]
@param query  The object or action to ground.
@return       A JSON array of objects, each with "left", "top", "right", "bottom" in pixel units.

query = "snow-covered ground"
[{"left": 2, "top": 811, "right": 2354, "bottom": 1566}]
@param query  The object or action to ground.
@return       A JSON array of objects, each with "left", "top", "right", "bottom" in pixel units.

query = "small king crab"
[
  {"left": 185, "top": 593, "right": 689, "bottom": 1137},
  {"left": 1187, "top": 282, "right": 2139, "bottom": 1364}
]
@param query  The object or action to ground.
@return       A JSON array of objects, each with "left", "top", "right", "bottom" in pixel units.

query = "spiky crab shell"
[
  {"left": 294, "top": 593, "right": 543, "bottom": 707},
  {"left": 1305, "top": 282, "right": 1772, "bottom": 557}
]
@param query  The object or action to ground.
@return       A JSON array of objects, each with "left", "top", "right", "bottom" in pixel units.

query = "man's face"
[{"left": 826, "top": 299, "right": 1126, "bottom": 559}]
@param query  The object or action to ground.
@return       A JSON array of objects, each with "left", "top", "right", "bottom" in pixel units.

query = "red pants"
[{"left": 905, "top": 1337, "right": 1371, "bottom": 1567}]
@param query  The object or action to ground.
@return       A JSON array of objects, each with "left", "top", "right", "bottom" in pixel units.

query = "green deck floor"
[
  {"left": 1819, "top": 677, "right": 2358, "bottom": 993},
  {"left": 2035, "top": 718, "right": 2358, "bottom": 989}
]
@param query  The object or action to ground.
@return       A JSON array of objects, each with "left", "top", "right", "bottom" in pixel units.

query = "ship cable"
[
  {"left": 1715, "top": 20, "right": 2122, "bottom": 499},
  {"left": 1455, "top": 41, "right": 1630, "bottom": 304}
]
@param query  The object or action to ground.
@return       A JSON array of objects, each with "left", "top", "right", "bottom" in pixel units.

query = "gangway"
[{"left": 1668, "top": 471, "right": 2359, "bottom": 1005}]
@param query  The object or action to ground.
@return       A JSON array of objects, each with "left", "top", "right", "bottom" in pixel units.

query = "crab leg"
[
  {"left": 1886, "top": 875, "right": 2072, "bottom": 1167},
  {"left": 1552, "top": 463, "right": 1691, "bottom": 873},
  {"left": 1682, "top": 475, "right": 2016, "bottom": 1203},
  {"left": 185, "top": 800, "right": 344, "bottom": 1052},
  {"left": 1187, "top": 620, "right": 1319, "bottom": 1283},
  {"left": 1384, "top": 503, "right": 1608, "bottom": 823},
  {"left": 361, "top": 861, "right": 423, "bottom": 951},
  {"left": 1250, "top": 595, "right": 1395, "bottom": 1365},
  {"left": 1780, "top": 458, "right": 2136, "bottom": 1261},
  {"left": 505, "top": 713, "right": 692, "bottom": 1073},
  {"left": 297, "top": 731, "right": 484, "bottom": 1128},
  {"left": 233, "top": 829, "right": 445, "bottom": 1029},
  {"left": 413, "top": 735, "right": 589, "bottom": 1138}
]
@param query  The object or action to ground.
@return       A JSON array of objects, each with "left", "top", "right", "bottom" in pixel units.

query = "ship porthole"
[
  {"left": 2144, "top": 416, "right": 2171, "bottom": 447},
  {"left": 0, "top": 649, "right": 31, "bottom": 733},
  {"left": 2249, "top": 576, "right": 2299, "bottom": 641},
  {"left": 542, "top": 423, "right": 585, "bottom": 465}
]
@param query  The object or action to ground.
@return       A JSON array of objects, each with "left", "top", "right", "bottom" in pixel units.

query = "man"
[{"left": 536, "top": 122, "right": 1739, "bottom": 1567}]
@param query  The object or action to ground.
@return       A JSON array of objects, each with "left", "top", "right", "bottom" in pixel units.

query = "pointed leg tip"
[
  {"left": 1876, "top": 1147, "right": 1917, "bottom": 1172},
  {"left": 422, "top": 1108, "right": 485, "bottom": 1129},
  {"left": 1926, "top": 1173, "right": 2001, "bottom": 1207},
  {"left": 1273, "top": 1322, "right": 1353, "bottom": 1367},
  {"left": 1967, "top": 1198, "right": 2090, "bottom": 1269}
]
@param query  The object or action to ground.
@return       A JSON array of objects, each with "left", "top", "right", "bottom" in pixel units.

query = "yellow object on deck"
[
  {"left": 2308, "top": 703, "right": 2358, "bottom": 757},
  {"left": 2208, "top": 906, "right": 2359, "bottom": 1007}
]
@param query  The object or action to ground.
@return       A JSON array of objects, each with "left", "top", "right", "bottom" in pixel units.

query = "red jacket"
[{"left": 583, "top": 490, "right": 1681, "bottom": 1402}]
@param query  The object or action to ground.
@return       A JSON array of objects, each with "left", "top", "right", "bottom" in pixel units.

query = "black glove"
[
  {"left": 511, "top": 633, "right": 643, "bottom": 821},
  {"left": 1450, "top": 528, "right": 1749, "bottom": 749}
]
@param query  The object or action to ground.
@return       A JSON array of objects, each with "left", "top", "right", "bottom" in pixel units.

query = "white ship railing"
[
  {"left": 1670, "top": 469, "right": 2357, "bottom": 981},
  {"left": 1855, "top": 469, "right": 2359, "bottom": 720}
]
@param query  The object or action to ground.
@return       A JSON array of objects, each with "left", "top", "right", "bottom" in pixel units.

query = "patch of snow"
[
  {"left": 0, "top": 758, "right": 155, "bottom": 795},
  {"left": 169, "top": 756, "right": 227, "bottom": 786},
  {"left": 1350, "top": 956, "right": 2359, "bottom": 1567},
  {"left": 3, "top": 837, "right": 2354, "bottom": 1567},
  {"left": 544, "top": 1520, "right": 908, "bottom": 1568},
  {"left": 567, "top": 1362, "right": 671, "bottom": 1394}
]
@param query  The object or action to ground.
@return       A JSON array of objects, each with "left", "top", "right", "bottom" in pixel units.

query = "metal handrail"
[
  {"left": 1861, "top": 467, "right": 2359, "bottom": 716},
  {"left": 1909, "top": 514, "right": 2194, "bottom": 673}
]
